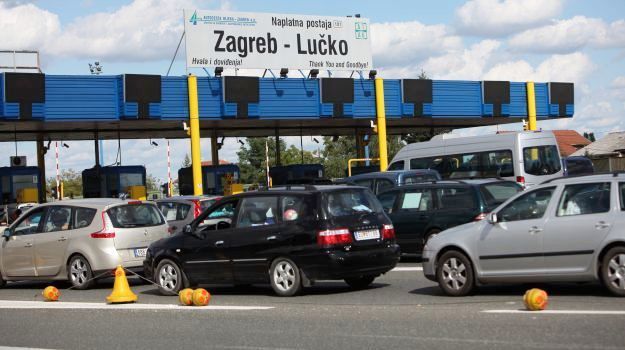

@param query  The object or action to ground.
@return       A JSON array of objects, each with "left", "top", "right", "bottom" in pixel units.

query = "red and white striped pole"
[
  {"left": 55, "top": 141, "right": 59, "bottom": 200},
  {"left": 167, "top": 139, "right": 172, "bottom": 197}
]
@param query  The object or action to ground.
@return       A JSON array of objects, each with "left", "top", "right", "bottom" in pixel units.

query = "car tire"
[
  {"left": 436, "top": 250, "right": 475, "bottom": 296},
  {"left": 601, "top": 246, "right": 625, "bottom": 297},
  {"left": 345, "top": 275, "right": 375, "bottom": 289},
  {"left": 68, "top": 255, "right": 95, "bottom": 290},
  {"left": 269, "top": 257, "right": 302, "bottom": 297},
  {"left": 155, "top": 259, "right": 187, "bottom": 296}
]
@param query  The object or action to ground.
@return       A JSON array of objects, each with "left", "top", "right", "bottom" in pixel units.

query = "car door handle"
[
  {"left": 24, "top": 242, "right": 33, "bottom": 247},
  {"left": 595, "top": 221, "right": 611, "bottom": 229},
  {"left": 266, "top": 235, "right": 278, "bottom": 241},
  {"left": 57, "top": 237, "right": 67, "bottom": 242},
  {"left": 214, "top": 240, "right": 224, "bottom": 247},
  {"left": 528, "top": 226, "right": 543, "bottom": 234}
]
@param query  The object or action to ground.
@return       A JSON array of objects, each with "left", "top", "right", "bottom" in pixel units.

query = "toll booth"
[
  {"left": 0, "top": 166, "right": 41, "bottom": 204},
  {"left": 269, "top": 164, "right": 325, "bottom": 186},
  {"left": 178, "top": 164, "right": 240, "bottom": 195},
  {"left": 82, "top": 165, "right": 146, "bottom": 198}
]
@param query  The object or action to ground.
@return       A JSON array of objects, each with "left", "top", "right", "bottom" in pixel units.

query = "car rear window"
[
  {"left": 157, "top": 202, "right": 191, "bottom": 221},
  {"left": 107, "top": 204, "right": 165, "bottom": 228},
  {"left": 325, "top": 189, "right": 383, "bottom": 217},
  {"left": 479, "top": 182, "right": 523, "bottom": 208},
  {"left": 436, "top": 187, "right": 477, "bottom": 210}
]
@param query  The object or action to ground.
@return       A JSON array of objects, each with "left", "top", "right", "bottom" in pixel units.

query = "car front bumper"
[{"left": 422, "top": 248, "right": 437, "bottom": 281}]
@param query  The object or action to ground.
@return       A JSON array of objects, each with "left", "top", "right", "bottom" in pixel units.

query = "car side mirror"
[
  {"left": 488, "top": 213, "right": 498, "bottom": 224},
  {"left": 3, "top": 229, "right": 11, "bottom": 240}
]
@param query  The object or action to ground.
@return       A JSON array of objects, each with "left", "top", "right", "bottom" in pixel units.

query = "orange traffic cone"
[{"left": 106, "top": 266, "right": 137, "bottom": 304}]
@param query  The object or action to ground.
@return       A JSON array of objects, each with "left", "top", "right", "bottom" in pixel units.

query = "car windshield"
[
  {"left": 479, "top": 182, "right": 523, "bottom": 208},
  {"left": 107, "top": 204, "right": 165, "bottom": 228},
  {"left": 325, "top": 189, "right": 383, "bottom": 217},
  {"left": 523, "top": 145, "right": 561, "bottom": 176}
]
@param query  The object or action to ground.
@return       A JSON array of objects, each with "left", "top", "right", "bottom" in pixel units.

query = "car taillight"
[
  {"left": 317, "top": 228, "right": 352, "bottom": 246},
  {"left": 516, "top": 176, "right": 525, "bottom": 187},
  {"left": 192, "top": 200, "right": 202, "bottom": 218},
  {"left": 474, "top": 213, "right": 488, "bottom": 221},
  {"left": 167, "top": 226, "right": 174, "bottom": 235},
  {"left": 128, "top": 200, "right": 142, "bottom": 205},
  {"left": 382, "top": 224, "right": 395, "bottom": 239},
  {"left": 91, "top": 212, "right": 116, "bottom": 239}
]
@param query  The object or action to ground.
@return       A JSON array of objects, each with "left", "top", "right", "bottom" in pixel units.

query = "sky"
[{"left": 0, "top": 0, "right": 624, "bottom": 184}]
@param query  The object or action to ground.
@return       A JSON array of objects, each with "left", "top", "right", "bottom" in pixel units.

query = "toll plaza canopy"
[{"left": 0, "top": 72, "right": 574, "bottom": 141}]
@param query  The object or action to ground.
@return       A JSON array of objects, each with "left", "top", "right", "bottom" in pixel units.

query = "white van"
[{"left": 388, "top": 131, "right": 563, "bottom": 187}]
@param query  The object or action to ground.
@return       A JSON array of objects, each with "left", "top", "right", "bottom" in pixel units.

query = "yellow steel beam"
[
  {"left": 526, "top": 81, "right": 537, "bottom": 131},
  {"left": 347, "top": 158, "right": 379, "bottom": 177},
  {"left": 187, "top": 75, "right": 203, "bottom": 196},
  {"left": 375, "top": 78, "right": 388, "bottom": 171}
]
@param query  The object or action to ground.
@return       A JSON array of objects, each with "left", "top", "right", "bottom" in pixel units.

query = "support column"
[
  {"left": 187, "top": 74, "right": 203, "bottom": 196},
  {"left": 275, "top": 128, "right": 281, "bottom": 166},
  {"left": 355, "top": 130, "right": 365, "bottom": 159},
  {"left": 526, "top": 81, "right": 537, "bottom": 131},
  {"left": 375, "top": 78, "right": 388, "bottom": 171},
  {"left": 211, "top": 132, "right": 219, "bottom": 168},
  {"left": 94, "top": 132, "right": 100, "bottom": 167},
  {"left": 36, "top": 136, "right": 46, "bottom": 203}
]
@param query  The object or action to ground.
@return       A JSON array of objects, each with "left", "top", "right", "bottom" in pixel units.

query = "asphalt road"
[{"left": 0, "top": 260, "right": 624, "bottom": 350}]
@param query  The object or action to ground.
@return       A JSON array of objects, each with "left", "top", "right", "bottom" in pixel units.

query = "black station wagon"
[{"left": 144, "top": 185, "right": 400, "bottom": 296}]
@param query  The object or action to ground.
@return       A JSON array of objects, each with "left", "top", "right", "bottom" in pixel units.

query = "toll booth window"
[
  {"left": 74, "top": 207, "right": 97, "bottom": 229},
  {"left": 107, "top": 204, "right": 165, "bottom": 228},
  {"left": 44, "top": 207, "right": 72, "bottom": 232},
  {"left": 120, "top": 173, "right": 143, "bottom": 188}
]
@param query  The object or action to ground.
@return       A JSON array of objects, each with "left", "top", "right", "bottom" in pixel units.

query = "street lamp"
[{"left": 88, "top": 61, "right": 103, "bottom": 75}]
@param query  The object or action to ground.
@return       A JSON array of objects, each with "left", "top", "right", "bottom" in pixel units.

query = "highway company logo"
[
  {"left": 355, "top": 22, "right": 368, "bottom": 39},
  {"left": 189, "top": 10, "right": 199, "bottom": 25}
]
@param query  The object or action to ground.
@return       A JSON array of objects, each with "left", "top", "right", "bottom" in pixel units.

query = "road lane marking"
[
  {"left": 0, "top": 300, "right": 273, "bottom": 311},
  {"left": 483, "top": 309, "right": 625, "bottom": 315},
  {"left": 391, "top": 267, "right": 423, "bottom": 272}
]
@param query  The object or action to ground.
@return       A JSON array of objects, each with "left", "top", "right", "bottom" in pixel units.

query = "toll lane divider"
[
  {"left": 0, "top": 300, "right": 273, "bottom": 311},
  {"left": 483, "top": 309, "right": 625, "bottom": 315}
]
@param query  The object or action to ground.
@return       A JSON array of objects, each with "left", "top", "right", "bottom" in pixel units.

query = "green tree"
[
  {"left": 47, "top": 169, "right": 82, "bottom": 198},
  {"left": 146, "top": 174, "right": 160, "bottom": 192},
  {"left": 321, "top": 136, "right": 357, "bottom": 178},
  {"left": 368, "top": 134, "right": 405, "bottom": 161},
  {"left": 181, "top": 153, "right": 191, "bottom": 168},
  {"left": 237, "top": 137, "right": 285, "bottom": 184},
  {"left": 281, "top": 145, "right": 316, "bottom": 165}
]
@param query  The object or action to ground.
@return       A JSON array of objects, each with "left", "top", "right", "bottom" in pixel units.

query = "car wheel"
[
  {"left": 269, "top": 257, "right": 302, "bottom": 297},
  {"left": 68, "top": 255, "right": 95, "bottom": 290},
  {"left": 344, "top": 275, "right": 375, "bottom": 289},
  {"left": 436, "top": 250, "right": 474, "bottom": 296},
  {"left": 601, "top": 247, "right": 625, "bottom": 297},
  {"left": 155, "top": 259, "right": 186, "bottom": 296}
]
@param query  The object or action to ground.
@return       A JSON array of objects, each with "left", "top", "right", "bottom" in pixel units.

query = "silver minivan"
[
  {"left": 423, "top": 173, "right": 625, "bottom": 297},
  {"left": 0, "top": 198, "right": 170, "bottom": 289}
]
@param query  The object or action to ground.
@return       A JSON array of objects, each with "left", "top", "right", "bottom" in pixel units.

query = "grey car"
[
  {"left": 0, "top": 199, "right": 170, "bottom": 289},
  {"left": 422, "top": 173, "right": 625, "bottom": 297}
]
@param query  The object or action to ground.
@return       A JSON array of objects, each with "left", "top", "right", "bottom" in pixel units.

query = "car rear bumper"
[{"left": 299, "top": 244, "right": 401, "bottom": 280}]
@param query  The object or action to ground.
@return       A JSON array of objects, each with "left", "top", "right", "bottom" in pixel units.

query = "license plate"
[
  {"left": 134, "top": 248, "right": 147, "bottom": 258},
  {"left": 354, "top": 229, "right": 380, "bottom": 241}
]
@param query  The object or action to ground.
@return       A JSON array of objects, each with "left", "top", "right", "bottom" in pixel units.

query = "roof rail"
[
  {"left": 541, "top": 171, "right": 617, "bottom": 184},
  {"left": 266, "top": 185, "right": 318, "bottom": 191}
]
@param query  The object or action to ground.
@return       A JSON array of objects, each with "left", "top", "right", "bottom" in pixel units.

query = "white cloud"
[
  {"left": 421, "top": 40, "right": 501, "bottom": 80},
  {"left": 484, "top": 52, "right": 595, "bottom": 84},
  {"left": 0, "top": 2, "right": 61, "bottom": 51},
  {"left": 613, "top": 76, "right": 625, "bottom": 89},
  {"left": 371, "top": 21, "right": 462, "bottom": 67},
  {"left": 509, "top": 16, "right": 625, "bottom": 53},
  {"left": 455, "top": 0, "right": 563, "bottom": 37}
]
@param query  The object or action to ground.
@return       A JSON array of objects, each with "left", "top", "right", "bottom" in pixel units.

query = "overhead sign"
[{"left": 183, "top": 10, "right": 372, "bottom": 71}]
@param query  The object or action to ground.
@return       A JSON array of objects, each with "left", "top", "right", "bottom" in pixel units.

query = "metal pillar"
[
  {"left": 375, "top": 78, "right": 388, "bottom": 171},
  {"left": 36, "top": 136, "right": 46, "bottom": 203},
  {"left": 355, "top": 131, "right": 365, "bottom": 159},
  {"left": 211, "top": 132, "right": 219, "bottom": 167},
  {"left": 275, "top": 128, "right": 281, "bottom": 166},
  {"left": 526, "top": 81, "right": 537, "bottom": 131},
  {"left": 94, "top": 133, "right": 100, "bottom": 167},
  {"left": 187, "top": 75, "right": 203, "bottom": 196}
]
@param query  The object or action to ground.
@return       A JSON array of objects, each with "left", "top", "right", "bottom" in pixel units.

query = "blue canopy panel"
[{"left": 0, "top": 73, "right": 574, "bottom": 122}]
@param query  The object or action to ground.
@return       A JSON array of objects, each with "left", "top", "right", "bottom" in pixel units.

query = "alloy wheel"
[
  {"left": 607, "top": 253, "right": 625, "bottom": 290},
  {"left": 272, "top": 261, "right": 296, "bottom": 292},
  {"left": 70, "top": 258, "right": 88, "bottom": 286},
  {"left": 441, "top": 257, "right": 467, "bottom": 291},
  {"left": 159, "top": 263, "right": 179, "bottom": 292}
]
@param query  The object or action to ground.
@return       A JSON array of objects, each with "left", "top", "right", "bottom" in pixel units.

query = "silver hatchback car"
[
  {"left": 423, "top": 173, "right": 625, "bottom": 297},
  {"left": 0, "top": 199, "right": 170, "bottom": 289}
]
